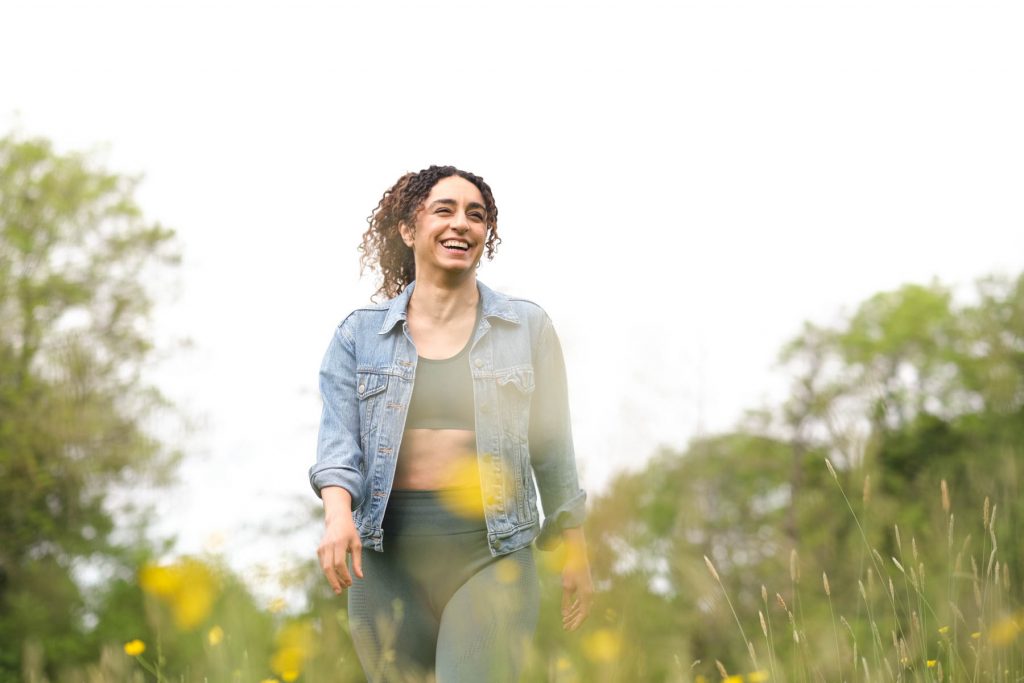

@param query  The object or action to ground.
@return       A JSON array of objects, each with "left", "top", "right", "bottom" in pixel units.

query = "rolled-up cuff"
[
  {"left": 309, "top": 465, "right": 364, "bottom": 510},
  {"left": 535, "top": 488, "right": 587, "bottom": 550}
]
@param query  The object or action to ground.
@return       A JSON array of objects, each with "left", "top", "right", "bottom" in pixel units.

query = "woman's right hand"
[{"left": 317, "top": 487, "right": 364, "bottom": 593}]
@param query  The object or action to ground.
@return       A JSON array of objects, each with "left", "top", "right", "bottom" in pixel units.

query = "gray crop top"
[{"left": 404, "top": 303, "right": 480, "bottom": 431}]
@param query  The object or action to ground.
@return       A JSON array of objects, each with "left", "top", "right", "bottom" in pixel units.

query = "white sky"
[{"left": 3, "top": 0, "right": 1023, "bottom": 595}]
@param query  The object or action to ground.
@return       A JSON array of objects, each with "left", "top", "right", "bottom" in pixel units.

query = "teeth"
[{"left": 442, "top": 240, "right": 469, "bottom": 249}]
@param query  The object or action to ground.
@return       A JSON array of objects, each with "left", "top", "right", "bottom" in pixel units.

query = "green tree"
[{"left": 0, "top": 132, "right": 179, "bottom": 680}]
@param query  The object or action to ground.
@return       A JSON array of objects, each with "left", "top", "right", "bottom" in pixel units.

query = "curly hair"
[{"left": 358, "top": 165, "right": 501, "bottom": 301}]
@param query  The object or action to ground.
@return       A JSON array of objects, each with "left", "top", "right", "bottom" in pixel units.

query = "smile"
[{"left": 441, "top": 239, "right": 470, "bottom": 252}]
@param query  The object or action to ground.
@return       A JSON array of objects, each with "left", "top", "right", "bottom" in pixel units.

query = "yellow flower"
[
  {"left": 971, "top": 631, "right": 981, "bottom": 639},
  {"left": 208, "top": 625, "right": 224, "bottom": 646},
  {"left": 990, "top": 615, "right": 1020, "bottom": 646},
  {"left": 260, "top": 679, "right": 280, "bottom": 683},
  {"left": 139, "top": 558, "right": 219, "bottom": 629},
  {"left": 695, "top": 677, "right": 708, "bottom": 683},
  {"left": 271, "top": 620, "right": 315, "bottom": 680},
  {"left": 123, "top": 639, "right": 146, "bottom": 656},
  {"left": 927, "top": 660, "right": 937, "bottom": 668},
  {"left": 938, "top": 626, "right": 950, "bottom": 634},
  {"left": 437, "top": 459, "right": 485, "bottom": 520},
  {"left": 582, "top": 629, "right": 622, "bottom": 663},
  {"left": 724, "top": 676, "right": 744, "bottom": 683},
  {"left": 495, "top": 558, "right": 522, "bottom": 584},
  {"left": 748, "top": 671, "right": 770, "bottom": 682}
]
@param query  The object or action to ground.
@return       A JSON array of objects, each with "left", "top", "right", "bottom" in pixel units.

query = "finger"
[
  {"left": 352, "top": 541, "right": 364, "bottom": 579},
  {"left": 561, "top": 586, "right": 573, "bottom": 616},
  {"left": 321, "top": 555, "right": 342, "bottom": 594},
  {"left": 333, "top": 546, "right": 353, "bottom": 587}
]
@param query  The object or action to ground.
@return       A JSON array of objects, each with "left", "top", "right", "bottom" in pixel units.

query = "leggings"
[{"left": 347, "top": 485, "right": 540, "bottom": 682}]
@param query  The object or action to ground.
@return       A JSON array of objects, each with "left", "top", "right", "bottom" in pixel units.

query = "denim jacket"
[{"left": 310, "top": 280, "right": 586, "bottom": 556}]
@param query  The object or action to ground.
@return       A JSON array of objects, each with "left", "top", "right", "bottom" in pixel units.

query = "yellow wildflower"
[
  {"left": 582, "top": 628, "right": 622, "bottom": 662},
  {"left": 123, "top": 639, "right": 146, "bottom": 656},
  {"left": 260, "top": 679, "right": 280, "bottom": 683},
  {"left": 495, "top": 558, "right": 521, "bottom": 584},
  {"left": 927, "top": 660, "right": 937, "bottom": 668},
  {"left": 971, "top": 631, "right": 981, "bottom": 639},
  {"left": 748, "top": 670, "right": 770, "bottom": 682},
  {"left": 724, "top": 676, "right": 744, "bottom": 683},
  {"left": 937, "top": 626, "right": 949, "bottom": 634},
  {"left": 438, "top": 459, "right": 486, "bottom": 520},
  {"left": 139, "top": 558, "right": 219, "bottom": 629},
  {"left": 989, "top": 615, "right": 1020, "bottom": 646},
  {"left": 271, "top": 619, "right": 314, "bottom": 680},
  {"left": 208, "top": 625, "right": 224, "bottom": 646}
]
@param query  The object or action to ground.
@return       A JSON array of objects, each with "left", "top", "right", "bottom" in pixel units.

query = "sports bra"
[{"left": 404, "top": 303, "right": 480, "bottom": 431}]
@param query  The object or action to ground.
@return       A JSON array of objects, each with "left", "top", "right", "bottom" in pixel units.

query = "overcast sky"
[{"left": 3, "top": 0, "right": 1023, "bottom": 596}]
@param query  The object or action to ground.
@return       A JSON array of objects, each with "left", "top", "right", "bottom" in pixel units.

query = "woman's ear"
[{"left": 399, "top": 221, "right": 415, "bottom": 248}]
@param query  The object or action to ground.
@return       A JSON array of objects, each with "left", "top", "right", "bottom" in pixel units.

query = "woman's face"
[{"left": 400, "top": 175, "right": 488, "bottom": 279}]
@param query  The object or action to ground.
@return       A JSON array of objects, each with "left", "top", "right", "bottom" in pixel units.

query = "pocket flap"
[
  {"left": 356, "top": 371, "right": 388, "bottom": 399},
  {"left": 496, "top": 365, "right": 535, "bottom": 394}
]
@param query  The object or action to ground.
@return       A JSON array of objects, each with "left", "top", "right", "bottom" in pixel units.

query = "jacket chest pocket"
[
  {"left": 356, "top": 370, "right": 389, "bottom": 446},
  {"left": 495, "top": 365, "right": 534, "bottom": 435}
]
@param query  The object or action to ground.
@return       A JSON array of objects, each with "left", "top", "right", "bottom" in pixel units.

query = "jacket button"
[
  {"left": 358, "top": 384, "right": 366, "bottom": 393},
  {"left": 474, "top": 358, "right": 483, "bottom": 368}
]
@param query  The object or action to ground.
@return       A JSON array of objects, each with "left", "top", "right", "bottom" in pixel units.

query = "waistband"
[{"left": 383, "top": 484, "right": 487, "bottom": 535}]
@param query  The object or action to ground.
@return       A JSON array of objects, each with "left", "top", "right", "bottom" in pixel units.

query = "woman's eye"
[{"left": 470, "top": 212, "right": 484, "bottom": 220}]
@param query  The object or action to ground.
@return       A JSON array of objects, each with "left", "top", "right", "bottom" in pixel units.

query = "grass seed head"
[
  {"left": 822, "top": 572, "right": 831, "bottom": 597},
  {"left": 715, "top": 660, "right": 729, "bottom": 678},
  {"left": 703, "top": 555, "right": 721, "bottom": 583},
  {"left": 940, "top": 479, "right": 950, "bottom": 513}
]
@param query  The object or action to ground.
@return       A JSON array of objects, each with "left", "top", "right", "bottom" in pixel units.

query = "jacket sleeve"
[
  {"left": 309, "top": 319, "right": 365, "bottom": 509},
  {"left": 529, "top": 313, "right": 587, "bottom": 550}
]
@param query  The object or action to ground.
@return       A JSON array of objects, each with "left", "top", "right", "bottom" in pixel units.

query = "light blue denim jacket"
[{"left": 310, "top": 280, "right": 586, "bottom": 556}]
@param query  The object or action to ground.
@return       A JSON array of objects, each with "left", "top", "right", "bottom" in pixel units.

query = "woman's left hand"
[{"left": 559, "top": 527, "right": 594, "bottom": 631}]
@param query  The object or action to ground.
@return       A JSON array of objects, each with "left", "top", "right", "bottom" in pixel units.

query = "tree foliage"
[{"left": 0, "top": 132, "right": 179, "bottom": 679}]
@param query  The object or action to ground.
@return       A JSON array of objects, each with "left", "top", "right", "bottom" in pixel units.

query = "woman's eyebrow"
[{"left": 426, "top": 198, "right": 486, "bottom": 212}]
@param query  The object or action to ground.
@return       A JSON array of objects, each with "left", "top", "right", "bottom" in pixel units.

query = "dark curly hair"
[{"left": 358, "top": 165, "right": 501, "bottom": 301}]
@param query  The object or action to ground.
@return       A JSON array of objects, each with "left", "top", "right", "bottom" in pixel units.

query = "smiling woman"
[{"left": 310, "top": 165, "right": 593, "bottom": 681}]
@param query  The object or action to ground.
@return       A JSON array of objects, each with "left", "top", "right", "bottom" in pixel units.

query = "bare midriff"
[{"left": 394, "top": 428, "right": 479, "bottom": 489}]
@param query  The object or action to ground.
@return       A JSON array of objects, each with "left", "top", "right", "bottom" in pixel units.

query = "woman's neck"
[{"left": 408, "top": 273, "right": 479, "bottom": 325}]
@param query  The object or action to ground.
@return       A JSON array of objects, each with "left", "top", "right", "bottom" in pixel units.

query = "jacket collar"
[{"left": 378, "top": 279, "right": 520, "bottom": 335}]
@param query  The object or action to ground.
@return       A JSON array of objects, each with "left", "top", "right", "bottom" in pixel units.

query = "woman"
[{"left": 310, "top": 166, "right": 593, "bottom": 681}]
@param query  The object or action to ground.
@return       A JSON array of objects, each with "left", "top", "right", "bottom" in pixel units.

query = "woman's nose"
[{"left": 450, "top": 211, "right": 469, "bottom": 232}]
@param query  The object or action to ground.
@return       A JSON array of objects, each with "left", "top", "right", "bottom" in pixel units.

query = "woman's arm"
[
  {"left": 311, "top": 320, "right": 367, "bottom": 593},
  {"left": 559, "top": 526, "right": 594, "bottom": 631},
  {"left": 318, "top": 486, "right": 363, "bottom": 593},
  {"left": 529, "top": 313, "right": 593, "bottom": 629}
]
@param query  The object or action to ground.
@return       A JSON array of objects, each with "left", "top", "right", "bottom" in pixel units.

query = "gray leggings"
[{"left": 347, "top": 486, "right": 540, "bottom": 682}]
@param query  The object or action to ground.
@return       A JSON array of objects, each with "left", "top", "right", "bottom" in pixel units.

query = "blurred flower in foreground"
[
  {"left": 582, "top": 628, "right": 621, "bottom": 662},
  {"left": 271, "top": 619, "right": 314, "bottom": 682},
  {"left": 438, "top": 458, "right": 485, "bottom": 520},
  {"left": 938, "top": 626, "right": 949, "bottom": 635},
  {"left": 139, "top": 558, "right": 220, "bottom": 629},
  {"left": 927, "top": 660, "right": 937, "bottom": 668},
  {"left": 989, "top": 614, "right": 1020, "bottom": 646},
  {"left": 208, "top": 625, "right": 225, "bottom": 646},
  {"left": 123, "top": 640, "right": 146, "bottom": 656},
  {"left": 748, "top": 671, "right": 770, "bottom": 682}
]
